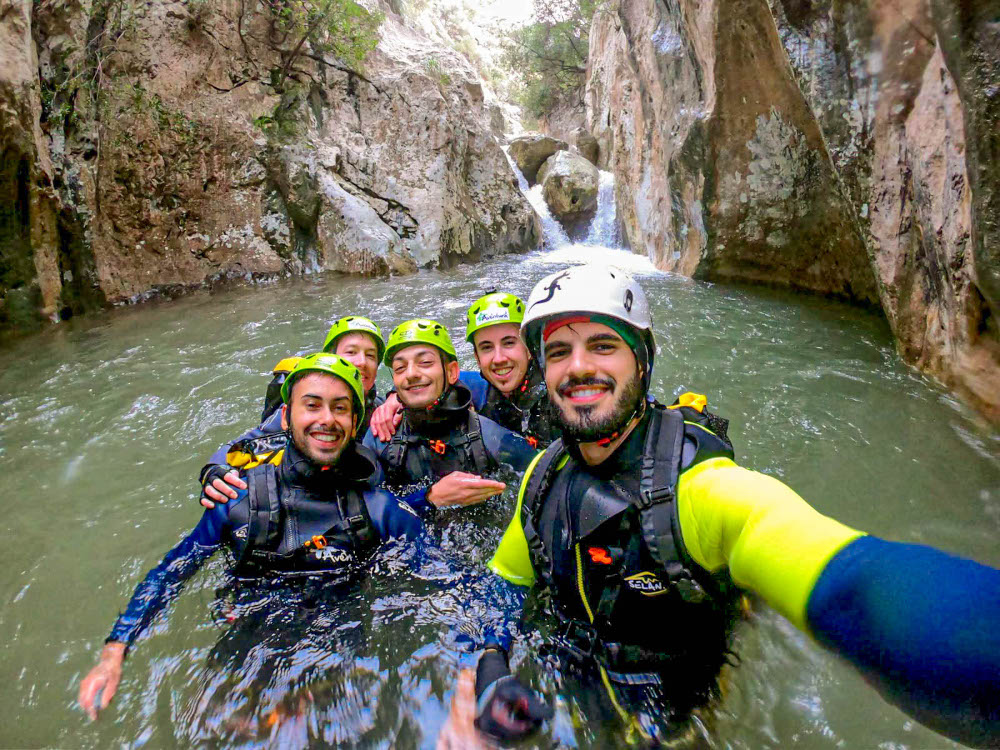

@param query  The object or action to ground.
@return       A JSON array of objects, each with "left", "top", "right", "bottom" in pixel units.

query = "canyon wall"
[
  {"left": 586, "top": 0, "right": 999, "bottom": 419},
  {"left": 0, "top": 0, "right": 539, "bottom": 334}
]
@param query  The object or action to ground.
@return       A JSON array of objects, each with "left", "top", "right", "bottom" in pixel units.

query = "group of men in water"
[{"left": 79, "top": 265, "right": 999, "bottom": 747}]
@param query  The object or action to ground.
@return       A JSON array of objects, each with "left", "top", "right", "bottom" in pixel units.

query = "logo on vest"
[
  {"left": 625, "top": 571, "right": 667, "bottom": 596},
  {"left": 312, "top": 547, "right": 354, "bottom": 565},
  {"left": 475, "top": 308, "right": 511, "bottom": 326}
]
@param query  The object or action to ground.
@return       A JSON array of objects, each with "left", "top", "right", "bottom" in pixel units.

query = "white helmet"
[{"left": 521, "top": 265, "right": 655, "bottom": 382}]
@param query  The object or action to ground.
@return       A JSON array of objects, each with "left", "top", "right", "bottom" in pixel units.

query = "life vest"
[
  {"left": 382, "top": 407, "right": 495, "bottom": 487},
  {"left": 518, "top": 395, "right": 739, "bottom": 672},
  {"left": 480, "top": 363, "right": 559, "bottom": 448},
  {"left": 225, "top": 431, "right": 287, "bottom": 471},
  {"left": 226, "top": 446, "right": 380, "bottom": 584}
]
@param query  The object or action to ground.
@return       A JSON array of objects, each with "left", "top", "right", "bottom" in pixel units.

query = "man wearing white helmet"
[{"left": 459, "top": 265, "right": 1000, "bottom": 748}]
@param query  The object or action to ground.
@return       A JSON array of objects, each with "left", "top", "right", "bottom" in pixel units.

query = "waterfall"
[
  {"left": 583, "top": 170, "right": 618, "bottom": 247},
  {"left": 503, "top": 149, "right": 571, "bottom": 249},
  {"left": 504, "top": 148, "right": 657, "bottom": 274}
]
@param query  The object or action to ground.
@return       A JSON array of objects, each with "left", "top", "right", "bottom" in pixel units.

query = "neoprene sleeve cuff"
[{"left": 807, "top": 535, "right": 1000, "bottom": 749}]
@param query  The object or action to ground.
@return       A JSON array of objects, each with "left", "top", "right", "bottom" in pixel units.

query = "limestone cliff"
[
  {"left": 0, "top": 0, "right": 538, "bottom": 335},
  {"left": 586, "top": 0, "right": 999, "bottom": 420}
]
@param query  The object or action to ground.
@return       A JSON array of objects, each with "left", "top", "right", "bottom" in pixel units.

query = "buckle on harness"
[
  {"left": 638, "top": 486, "right": 673, "bottom": 509},
  {"left": 428, "top": 439, "right": 446, "bottom": 455},
  {"left": 559, "top": 620, "right": 600, "bottom": 659}
]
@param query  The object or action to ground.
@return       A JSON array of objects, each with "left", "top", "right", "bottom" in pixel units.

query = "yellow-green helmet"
[
  {"left": 280, "top": 352, "right": 366, "bottom": 422},
  {"left": 383, "top": 319, "right": 457, "bottom": 366},
  {"left": 322, "top": 316, "right": 385, "bottom": 362},
  {"left": 465, "top": 292, "right": 526, "bottom": 343}
]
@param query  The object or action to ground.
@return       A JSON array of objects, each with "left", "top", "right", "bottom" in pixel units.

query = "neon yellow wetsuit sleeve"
[
  {"left": 676, "top": 457, "right": 863, "bottom": 631},
  {"left": 488, "top": 452, "right": 545, "bottom": 587}
]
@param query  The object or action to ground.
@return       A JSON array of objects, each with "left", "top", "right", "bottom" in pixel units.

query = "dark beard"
[{"left": 554, "top": 373, "right": 644, "bottom": 443}]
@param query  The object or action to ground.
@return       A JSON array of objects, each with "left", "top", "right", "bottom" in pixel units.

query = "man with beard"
[
  {"left": 369, "top": 293, "right": 560, "bottom": 449},
  {"left": 79, "top": 354, "right": 428, "bottom": 720},
  {"left": 460, "top": 265, "right": 1000, "bottom": 748},
  {"left": 199, "top": 315, "right": 386, "bottom": 509},
  {"left": 363, "top": 319, "right": 539, "bottom": 509}
]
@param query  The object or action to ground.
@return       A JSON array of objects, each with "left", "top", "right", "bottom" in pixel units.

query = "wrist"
[
  {"left": 100, "top": 641, "right": 127, "bottom": 664},
  {"left": 426, "top": 482, "right": 443, "bottom": 508}
]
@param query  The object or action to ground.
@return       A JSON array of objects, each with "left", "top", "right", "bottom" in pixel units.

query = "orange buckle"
[
  {"left": 588, "top": 547, "right": 612, "bottom": 565},
  {"left": 428, "top": 439, "right": 446, "bottom": 455},
  {"left": 305, "top": 535, "right": 327, "bottom": 549},
  {"left": 526, "top": 436, "right": 539, "bottom": 448}
]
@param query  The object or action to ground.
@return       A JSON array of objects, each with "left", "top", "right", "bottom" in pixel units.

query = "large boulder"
[
  {"left": 508, "top": 133, "right": 568, "bottom": 184},
  {"left": 586, "top": 0, "right": 1000, "bottom": 421},
  {"left": 538, "top": 150, "right": 599, "bottom": 238}
]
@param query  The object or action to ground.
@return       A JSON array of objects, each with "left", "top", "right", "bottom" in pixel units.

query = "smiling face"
[
  {"left": 390, "top": 344, "right": 460, "bottom": 409},
  {"left": 281, "top": 372, "right": 358, "bottom": 465},
  {"left": 543, "top": 320, "right": 643, "bottom": 442},
  {"left": 334, "top": 331, "right": 380, "bottom": 394},
  {"left": 472, "top": 323, "right": 531, "bottom": 395}
]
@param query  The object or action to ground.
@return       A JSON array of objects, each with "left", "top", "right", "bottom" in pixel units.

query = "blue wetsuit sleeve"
[
  {"left": 107, "top": 503, "right": 232, "bottom": 646},
  {"left": 480, "top": 417, "right": 538, "bottom": 472},
  {"left": 205, "top": 410, "right": 284, "bottom": 468},
  {"left": 364, "top": 489, "right": 426, "bottom": 540},
  {"left": 459, "top": 370, "right": 490, "bottom": 410},
  {"left": 806, "top": 535, "right": 1000, "bottom": 748},
  {"left": 399, "top": 487, "right": 434, "bottom": 516}
]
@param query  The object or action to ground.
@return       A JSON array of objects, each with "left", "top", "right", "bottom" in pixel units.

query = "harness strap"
[
  {"left": 242, "top": 463, "right": 280, "bottom": 568},
  {"left": 521, "top": 438, "right": 568, "bottom": 586},
  {"left": 638, "top": 407, "right": 684, "bottom": 575}
]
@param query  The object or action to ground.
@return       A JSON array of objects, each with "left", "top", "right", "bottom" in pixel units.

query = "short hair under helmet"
[
  {"left": 322, "top": 316, "right": 385, "bottom": 363},
  {"left": 521, "top": 265, "right": 655, "bottom": 384},
  {"left": 383, "top": 319, "right": 458, "bottom": 366},
  {"left": 280, "top": 352, "right": 367, "bottom": 423},
  {"left": 465, "top": 292, "right": 526, "bottom": 343}
]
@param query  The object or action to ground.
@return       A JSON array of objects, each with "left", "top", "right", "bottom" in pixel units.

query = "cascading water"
[
  {"left": 583, "top": 169, "right": 619, "bottom": 247},
  {"left": 505, "top": 151, "right": 657, "bottom": 275}
]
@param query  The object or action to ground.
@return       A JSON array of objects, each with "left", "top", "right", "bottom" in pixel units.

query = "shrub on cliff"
[{"left": 500, "top": 0, "right": 599, "bottom": 119}]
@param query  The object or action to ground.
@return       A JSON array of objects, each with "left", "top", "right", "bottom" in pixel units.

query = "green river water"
[{"left": 1, "top": 240, "right": 998, "bottom": 749}]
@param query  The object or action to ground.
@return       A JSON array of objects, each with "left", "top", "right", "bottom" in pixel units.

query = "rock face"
[
  {"left": 537, "top": 150, "right": 599, "bottom": 238},
  {"left": 508, "top": 133, "right": 568, "bottom": 184},
  {"left": 586, "top": 0, "right": 1000, "bottom": 421},
  {"left": 572, "top": 127, "right": 600, "bottom": 167},
  {"left": 0, "top": 0, "right": 538, "bottom": 335}
]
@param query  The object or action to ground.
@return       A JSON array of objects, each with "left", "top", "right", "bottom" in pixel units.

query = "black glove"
[
  {"left": 474, "top": 648, "right": 553, "bottom": 743},
  {"left": 199, "top": 464, "right": 229, "bottom": 502}
]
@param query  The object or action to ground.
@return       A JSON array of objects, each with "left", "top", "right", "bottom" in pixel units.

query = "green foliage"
[
  {"left": 500, "top": 0, "right": 600, "bottom": 119},
  {"left": 424, "top": 57, "right": 452, "bottom": 87},
  {"left": 265, "top": 0, "right": 384, "bottom": 86}
]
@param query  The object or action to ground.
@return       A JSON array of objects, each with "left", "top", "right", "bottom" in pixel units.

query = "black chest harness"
[
  {"left": 519, "top": 402, "right": 737, "bottom": 668},
  {"left": 382, "top": 408, "right": 495, "bottom": 487},
  {"left": 480, "top": 366, "right": 557, "bottom": 447},
  {"left": 228, "top": 458, "right": 379, "bottom": 584}
]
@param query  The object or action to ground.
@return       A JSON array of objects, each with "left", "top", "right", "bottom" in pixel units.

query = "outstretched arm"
[
  {"left": 677, "top": 458, "right": 1000, "bottom": 748},
  {"left": 78, "top": 506, "right": 227, "bottom": 718}
]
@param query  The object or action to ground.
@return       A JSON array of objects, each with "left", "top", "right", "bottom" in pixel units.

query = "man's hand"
[
  {"left": 370, "top": 393, "right": 403, "bottom": 442},
  {"left": 473, "top": 648, "right": 552, "bottom": 743},
  {"left": 200, "top": 466, "right": 247, "bottom": 510},
  {"left": 437, "top": 669, "right": 497, "bottom": 750},
  {"left": 78, "top": 641, "right": 127, "bottom": 720},
  {"left": 426, "top": 472, "right": 506, "bottom": 508}
]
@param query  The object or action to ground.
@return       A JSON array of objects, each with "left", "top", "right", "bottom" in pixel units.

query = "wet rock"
[
  {"left": 586, "top": 0, "right": 1000, "bottom": 421},
  {"left": 2, "top": 0, "right": 538, "bottom": 335},
  {"left": 538, "top": 150, "right": 599, "bottom": 239},
  {"left": 508, "top": 133, "right": 569, "bottom": 184},
  {"left": 573, "top": 127, "right": 600, "bottom": 166}
]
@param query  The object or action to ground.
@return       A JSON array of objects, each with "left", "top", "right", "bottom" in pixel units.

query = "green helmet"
[
  {"left": 280, "top": 352, "right": 367, "bottom": 422},
  {"left": 465, "top": 292, "right": 526, "bottom": 343},
  {"left": 383, "top": 319, "right": 457, "bottom": 366},
  {"left": 322, "top": 316, "right": 385, "bottom": 362}
]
